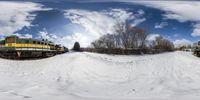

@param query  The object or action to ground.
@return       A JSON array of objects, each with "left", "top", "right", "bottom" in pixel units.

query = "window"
[
  {"left": 33, "top": 41, "right": 36, "bottom": 44},
  {"left": 6, "top": 37, "right": 15, "bottom": 43}
]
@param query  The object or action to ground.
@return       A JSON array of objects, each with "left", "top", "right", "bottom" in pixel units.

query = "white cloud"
[
  {"left": 137, "top": 9, "right": 145, "bottom": 15},
  {"left": 64, "top": 8, "right": 145, "bottom": 47},
  {"left": 155, "top": 22, "right": 168, "bottom": 29},
  {"left": 132, "top": 18, "right": 146, "bottom": 27},
  {"left": 104, "top": 9, "right": 146, "bottom": 26},
  {"left": 126, "top": 1, "right": 200, "bottom": 37},
  {"left": 192, "top": 24, "right": 200, "bottom": 37},
  {"left": 0, "top": 1, "right": 50, "bottom": 37},
  {"left": 130, "top": 1, "right": 200, "bottom": 22},
  {"left": 64, "top": 9, "right": 116, "bottom": 39},
  {"left": 54, "top": 33, "right": 91, "bottom": 48},
  {"left": 103, "top": 8, "right": 135, "bottom": 23},
  {"left": 38, "top": 30, "right": 50, "bottom": 39},
  {"left": 24, "top": 34, "right": 33, "bottom": 38},
  {"left": 24, "top": 8, "right": 145, "bottom": 48},
  {"left": 80, "top": 1, "right": 200, "bottom": 37},
  {"left": 174, "top": 39, "right": 193, "bottom": 48},
  {"left": 173, "top": 33, "right": 179, "bottom": 38},
  {"left": 36, "top": 31, "right": 90, "bottom": 48},
  {"left": 146, "top": 34, "right": 160, "bottom": 41},
  {"left": 13, "top": 33, "right": 33, "bottom": 38}
]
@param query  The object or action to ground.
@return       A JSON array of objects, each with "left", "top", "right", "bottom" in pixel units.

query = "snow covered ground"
[{"left": 0, "top": 51, "right": 200, "bottom": 100}]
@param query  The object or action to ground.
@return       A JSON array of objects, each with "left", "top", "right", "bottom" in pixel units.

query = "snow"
[{"left": 0, "top": 51, "right": 200, "bottom": 100}]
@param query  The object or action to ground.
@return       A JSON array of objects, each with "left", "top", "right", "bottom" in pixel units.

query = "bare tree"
[
  {"left": 104, "top": 34, "right": 116, "bottom": 48},
  {"left": 92, "top": 22, "right": 149, "bottom": 50},
  {"left": 132, "top": 27, "right": 148, "bottom": 49},
  {"left": 114, "top": 23, "right": 148, "bottom": 49},
  {"left": 152, "top": 36, "right": 174, "bottom": 51},
  {"left": 91, "top": 34, "right": 116, "bottom": 49},
  {"left": 91, "top": 40, "right": 104, "bottom": 49},
  {"left": 90, "top": 23, "right": 174, "bottom": 54},
  {"left": 115, "top": 22, "right": 127, "bottom": 48}
]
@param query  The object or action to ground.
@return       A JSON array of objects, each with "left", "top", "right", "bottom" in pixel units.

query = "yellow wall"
[{"left": 5, "top": 43, "right": 50, "bottom": 49}]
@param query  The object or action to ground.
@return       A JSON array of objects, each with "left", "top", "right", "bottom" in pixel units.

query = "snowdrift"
[{"left": 0, "top": 51, "right": 200, "bottom": 100}]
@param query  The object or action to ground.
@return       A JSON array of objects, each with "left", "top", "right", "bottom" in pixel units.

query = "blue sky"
[{"left": 0, "top": 0, "right": 200, "bottom": 47}]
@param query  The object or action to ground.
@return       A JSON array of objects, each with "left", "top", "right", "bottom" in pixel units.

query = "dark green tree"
[{"left": 73, "top": 42, "right": 80, "bottom": 51}]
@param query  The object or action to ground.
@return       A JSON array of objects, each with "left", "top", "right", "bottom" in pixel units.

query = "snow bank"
[{"left": 0, "top": 51, "right": 200, "bottom": 100}]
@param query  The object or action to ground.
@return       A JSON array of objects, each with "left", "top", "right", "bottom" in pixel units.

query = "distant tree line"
[
  {"left": 175, "top": 45, "right": 192, "bottom": 51},
  {"left": 85, "top": 22, "right": 174, "bottom": 55}
]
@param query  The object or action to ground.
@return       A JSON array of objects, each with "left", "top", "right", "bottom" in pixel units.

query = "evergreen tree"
[{"left": 73, "top": 42, "right": 80, "bottom": 51}]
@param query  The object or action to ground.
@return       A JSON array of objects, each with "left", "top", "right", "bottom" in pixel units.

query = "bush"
[
  {"left": 73, "top": 42, "right": 80, "bottom": 51},
  {"left": 81, "top": 48, "right": 161, "bottom": 55}
]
